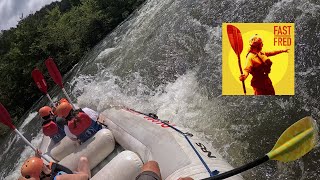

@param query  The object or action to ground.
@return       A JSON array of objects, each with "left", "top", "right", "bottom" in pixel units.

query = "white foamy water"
[
  {"left": 0, "top": 112, "right": 38, "bottom": 162},
  {"left": 19, "top": 112, "right": 38, "bottom": 133},
  {"left": 2, "top": 0, "right": 320, "bottom": 179},
  {"left": 3, "top": 130, "right": 43, "bottom": 180},
  {"left": 72, "top": 66, "right": 244, "bottom": 162},
  {"left": 0, "top": 136, "right": 17, "bottom": 161}
]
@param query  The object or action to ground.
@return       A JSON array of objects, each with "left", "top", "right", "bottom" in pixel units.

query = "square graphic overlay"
[{"left": 222, "top": 23, "right": 294, "bottom": 95}]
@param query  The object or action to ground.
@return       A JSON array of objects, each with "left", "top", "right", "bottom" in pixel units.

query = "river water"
[{"left": 1, "top": 0, "right": 320, "bottom": 179}]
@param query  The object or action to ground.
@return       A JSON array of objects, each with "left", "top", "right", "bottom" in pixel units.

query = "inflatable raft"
[{"left": 39, "top": 108, "right": 243, "bottom": 180}]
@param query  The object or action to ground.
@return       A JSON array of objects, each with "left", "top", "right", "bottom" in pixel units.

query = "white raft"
[{"left": 39, "top": 108, "right": 243, "bottom": 180}]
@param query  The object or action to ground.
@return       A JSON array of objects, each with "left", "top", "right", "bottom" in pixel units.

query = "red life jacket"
[
  {"left": 43, "top": 121, "right": 59, "bottom": 136},
  {"left": 67, "top": 112, "right": 91, "bottom": 136}
]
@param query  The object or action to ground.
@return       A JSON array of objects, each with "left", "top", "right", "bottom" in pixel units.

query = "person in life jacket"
[
  {"left": 39, "top": 106, "right": 66, "bottom": 144},
  {"left": 19, "top": 150, "right": 90, "bottom": 180},
  {"left": 55, "top": 102, "right": 102, "bottom": 143},
  {"left": 55, "top": 98, "right": 100, "bottom": 122},
  {"left": 239, "top": 34, "right": 289, "bottom": 95},
  {"left": 51, "top": 98, "right": 69, "bottom": 114}
]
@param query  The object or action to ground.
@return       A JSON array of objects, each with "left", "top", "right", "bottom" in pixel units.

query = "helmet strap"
[{"left": 39, "top": 170, "right": 51, "bottom": 179}]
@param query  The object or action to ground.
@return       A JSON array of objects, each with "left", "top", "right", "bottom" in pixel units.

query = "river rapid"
[{"left": 1, "top": 0, "right": 320, "bottom": 179}]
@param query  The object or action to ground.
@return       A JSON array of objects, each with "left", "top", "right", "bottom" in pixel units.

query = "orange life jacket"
[
  {"left": 43, "top": 121, "right": 58, "bottom": 136},
  {"left": 67, "top": 112, "right": 91, "bottom": 136},
  {"left": 42, "top": 120, "right": 66, "bottom": 143}
]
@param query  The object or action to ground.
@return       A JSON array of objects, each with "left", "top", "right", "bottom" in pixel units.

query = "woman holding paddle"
[{"left": 239, "top": 34, "right": 289, "bottom": 95}]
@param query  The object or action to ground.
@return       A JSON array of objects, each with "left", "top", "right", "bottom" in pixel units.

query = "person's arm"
[
  {"left": 64, "top": 126, "right": 78, "bottom": 141},
  {"left": 239, "top": 71, "right": 249, "bottom": 81},
  {"left": 55, "top": 174, "right": 89, "bottom": 180},
  {"left": 55, "top": 157, "right": 90, "bottom": 180},
  {"left": 51, "top": 163, "right": 73, "bottom": 174},
  {"left": 82, "top": 107, "right": 99, "bottom": 121},
  {"left": 35, "top": 149, "right": 42, "bottom": 158},
  {"left": 239, "top": 55, "right": 252, "bottom": 81},
  {"left": 265, "top": 49, "right": 289, "bottom": 56}
]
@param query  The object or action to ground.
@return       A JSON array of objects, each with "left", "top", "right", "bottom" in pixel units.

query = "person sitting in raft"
[
  {"left": 54, "top": 98, "right": 104, "bottom": 141},
  {"left": 19, "top": 150, "right": 90, "bottom": 180},
  {"left": 55, "top": 102, "right": 102, "bottom": 143},
  {"left": 39, "top": 106, "right": 66, "bottom": 144},
  {"left": 56, "top": 98, "right": 100, "bottom": 122}
]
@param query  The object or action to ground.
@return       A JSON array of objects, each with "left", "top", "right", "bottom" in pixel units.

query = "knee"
[
  {"left": 79, "top": 156, "right": 88, "bottom": 164},
  {"left": 141, "top": 161, "right": 160, "bottom": 174},
  {"left": 78, "top": 174, "right": 89, "bottom": 180},
  {"left": 142, "top": 161, "right": 159, "bottom": 170},
  {"left": 140, "top": 161, "right": 161, "bottom": 179}
]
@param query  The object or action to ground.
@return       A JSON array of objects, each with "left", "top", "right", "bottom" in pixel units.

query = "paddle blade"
[
  {"left": 32, "top": 68, "right": 48, "bottom": 93},
  {"left": 45, "top": 58, "right": 64, "bottom": 88},
  {"left": 267, "top": 117, "right": 318, "bottom": 162},
  {"left": 227, "top": 25, "right": 243, "bottom": 56},
  {"left": 0, "top": 103, "right": 16, "bottom": 130}
]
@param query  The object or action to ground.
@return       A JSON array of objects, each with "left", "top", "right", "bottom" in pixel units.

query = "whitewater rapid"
[{"left": 1, "top": 0, "right": 320, "bottom": 179}]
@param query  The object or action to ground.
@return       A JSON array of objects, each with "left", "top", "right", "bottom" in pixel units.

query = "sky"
[{"left": 0, "top": 0, "right": 60, "bottom": 31}]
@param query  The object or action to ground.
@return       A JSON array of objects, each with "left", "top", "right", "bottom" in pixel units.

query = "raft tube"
[
  {"left": 59, "top": 128, "right": 115, "bottom": 172},
  {"left": 39, "top": 135, "right": 78, "bottom": 162},
  {"left": 102, "top": 108, "right": 243, "bottom": 180},
  {"left": 91, "top": 150, "right": 143, "bottom": 180}
]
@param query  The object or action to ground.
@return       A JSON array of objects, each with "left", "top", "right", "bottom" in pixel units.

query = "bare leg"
[
  {"left": 77, "top": 156, "right": 91, "bottom": 178},
  {"left": 178, "top": 177, "right": 194, "bottom": 180},
  {"left": 141, "top": 161, "right": 161, "bottom": 179}
]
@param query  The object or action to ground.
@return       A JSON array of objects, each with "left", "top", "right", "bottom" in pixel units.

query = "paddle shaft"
[
  {"left": 237, "top": 54, "right": 246, "bottom": 95},
  {"left": 61, "top": 88, "right": 76, "bottom": 110},
  {"left": 233, "top": 27, "right": 246, "bottom": 95},
  {"left": 46, "top": 93, "right": 56, "bottom": 108},
  {"left": 203, "top": 155, "right": 269, "bottom": 180},
  {"left": 14, "top": 129, "right": 51, "bottom": 163}
]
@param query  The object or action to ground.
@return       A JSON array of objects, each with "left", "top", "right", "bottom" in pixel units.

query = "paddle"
[
  {"left": 44, "top": 58, "right": 108, "bottom": 127},
  {"left": 45, "top": 58, "right": 76, "bottom": 110},
  {"left": 0, "top": 103, "right": 51, "bottom": 163},
  {"left": 31, "top": 68, "right": 56, "bottom": 107},
  {"left": 203, "top": 116, "right": 318, "bottom": 180},
  {"left": 227, "top": 25, "right": 246, "bottom": 95}
]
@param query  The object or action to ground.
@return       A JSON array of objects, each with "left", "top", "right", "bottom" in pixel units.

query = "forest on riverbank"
[{"left": 0, "top": 0, "right": 145, "bottom": 136}]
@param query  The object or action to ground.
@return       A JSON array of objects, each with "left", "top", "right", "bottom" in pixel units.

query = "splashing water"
[{"left": 1, "top": 0, "right": 320, "bottom": 179}]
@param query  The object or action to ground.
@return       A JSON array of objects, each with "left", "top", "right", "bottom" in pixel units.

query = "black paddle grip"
[
  {"left": 242, "top": 81, "right": 246, "bottom": 95},
  {"left": 202, "top": 155, "right": 269, "bottom": 180}
]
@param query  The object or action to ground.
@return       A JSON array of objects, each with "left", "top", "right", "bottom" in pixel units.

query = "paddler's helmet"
[
  {"left": 39, "top": 106, "right": 52, "bottom": 118},
  {"left": 55, "top": 102, "right": 73, "bottom": 118},
  {"left": 249, "top": 34, "right": 263, "bottom": 47},
  {"left": 21, "top": 157, "right": 43, "bottom": 179}
]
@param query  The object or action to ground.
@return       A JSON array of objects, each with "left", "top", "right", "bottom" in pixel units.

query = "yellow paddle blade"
[{"left": 267, "top": 116, "right": 318, "bottom": 162}]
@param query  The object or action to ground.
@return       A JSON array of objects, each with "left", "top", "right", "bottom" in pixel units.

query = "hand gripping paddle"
[{"left": 0, "top": 103, "right": 51, "bottom": 162}]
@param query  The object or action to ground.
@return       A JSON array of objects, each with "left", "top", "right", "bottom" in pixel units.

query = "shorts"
[
  {"left": 136, "top": 171, "right": 161, "bottom": 180},
  {"left": 251, "top": 76, "right": 275, "bottom": 95}
]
